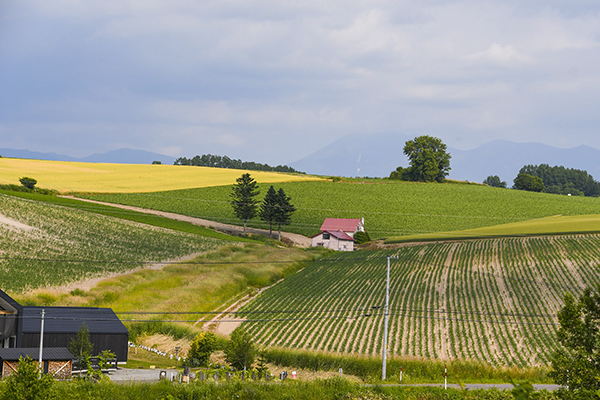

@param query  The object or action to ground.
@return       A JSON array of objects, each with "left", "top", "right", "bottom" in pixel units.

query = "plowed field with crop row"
[{"left": 241, "top": 235, "right": 600, "bottom": 366}]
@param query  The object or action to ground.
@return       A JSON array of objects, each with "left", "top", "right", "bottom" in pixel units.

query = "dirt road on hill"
[{"left": 60, "top": 196, "right": 312, "bottom": 247}]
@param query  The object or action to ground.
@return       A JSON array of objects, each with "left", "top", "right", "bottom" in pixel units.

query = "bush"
[
  {"left": 187, "top": 332, "right": 217, "bottom": 367},
  {"left": 19, "top": 177, "right": 37, "bottom": 190},
  {"left": 354, "top": 231, "right": 371, "bottom": 244},
  {"left": 225, "top": 327, "right": 256, "bottom": 371},
  {"left": 1, "top": 356, "right": 54, "bottom": 400}
]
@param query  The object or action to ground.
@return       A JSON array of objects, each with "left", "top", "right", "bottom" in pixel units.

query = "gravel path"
[
  {"left": 61, "top": 196, "right": 312, "bottom": 247},
  {"left": 108, "top": 368, "right": 177, "bottom": 383}
]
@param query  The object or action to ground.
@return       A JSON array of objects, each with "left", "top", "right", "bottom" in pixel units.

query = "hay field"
[{"left": 0, "top": 158, "right": 321, "bottom": 193}]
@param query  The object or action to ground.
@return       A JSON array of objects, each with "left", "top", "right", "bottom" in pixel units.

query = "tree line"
[
  {"left": 174, "top": 154, "right": 302, "bottom": 174},
  {"left": 485, "top": 164, "right": 600, "bottom": 196}
]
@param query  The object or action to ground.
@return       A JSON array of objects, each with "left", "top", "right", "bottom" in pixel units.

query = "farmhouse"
[
  {"left": 311, "top": 218, "right": 365, "bottom": 251},
  {"left": 0, "top": 290, "right": 129, "bottom": 363}
]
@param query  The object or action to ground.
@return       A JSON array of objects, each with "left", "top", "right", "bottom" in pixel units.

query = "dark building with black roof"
[{"left": 0, "top": 291, "right": 128, "bottom": 362}]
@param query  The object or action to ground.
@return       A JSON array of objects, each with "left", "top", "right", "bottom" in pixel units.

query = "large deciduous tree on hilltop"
[
  {"left": 401, "top": 136, "right": 451, "bottom": 182},
  {"left": 230, "top": 173, "right": 260, "bottom": 234}
]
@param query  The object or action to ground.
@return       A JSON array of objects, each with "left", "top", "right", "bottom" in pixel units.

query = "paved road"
[
  {"left": 108, "top": 368, "right": 178, "bottom": 383},
  {"left": 62, "top": 196, "right": 312, "bottom": 247}
]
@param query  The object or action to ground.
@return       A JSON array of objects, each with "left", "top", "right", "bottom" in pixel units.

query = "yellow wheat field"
[{"left": 0, "top": 158, "right": 322, "bottom": 193}]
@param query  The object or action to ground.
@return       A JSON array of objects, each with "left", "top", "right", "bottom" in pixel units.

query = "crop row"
[
  {"left": 0, "top": 194, "right": 227, "bottom": 292},
  {"left": 240, "top": 235, "right": 600, "bottom": 366},
  {"left": 82, "top": 180, "right": 600, "bottom": 239}
]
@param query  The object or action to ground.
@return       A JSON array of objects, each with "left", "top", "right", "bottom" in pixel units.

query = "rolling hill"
[
  {"left": 82, "top": 180, "right": 600, "bottom": 239},
  {"left": 0, "top": 158, "right": 320, "bottom": 193}
]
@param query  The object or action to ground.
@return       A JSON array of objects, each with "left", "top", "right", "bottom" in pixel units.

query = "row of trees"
[
  {"left": 389, "top": 135, "right": 452, "bottom": 183},
  {"left": 518, "top": 164, "right": 600, "bottom": 196},
  {"left": 230, "top": 173, "right": 296, "bottom": 240},
  {"left": 175, "top": 154, "right": 301, "bottom": 174},
  {"left": 485, "top": 164, "right": 600, "bottom": 196}
]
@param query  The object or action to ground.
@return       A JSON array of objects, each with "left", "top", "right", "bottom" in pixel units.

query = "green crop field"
[
  {"left": 0, "top": 193, "right": 228, "bottom": 292},
  {"left": 81, "top": 180, "right": 600, "bottom": 239},
  {"left": 240, "top": 234, "right": 600, "bottom": 367}
]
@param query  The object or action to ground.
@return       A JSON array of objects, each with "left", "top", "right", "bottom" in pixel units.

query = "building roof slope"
[
  {"left": 320, "top": 218, "right": 362, "bottom": 232},
  {"left": 0, "top": 347, "right": 74, "bottom": 361},
  {"left": 21, "top": 307, "right": 128, "bottom": 335}
]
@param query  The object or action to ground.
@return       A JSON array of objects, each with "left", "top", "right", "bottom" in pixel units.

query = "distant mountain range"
[
  {"left": 290, "top": 133, "right": 600, "bottom": 185},
  {"left": 3, "top": 136, "right": 600, "bottom": 186},
  {"left": 0, "top": 148, "right": 176, "bottom": 166}
]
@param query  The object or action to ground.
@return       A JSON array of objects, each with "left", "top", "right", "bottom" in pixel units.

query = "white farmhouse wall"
[{"left": 311, "top": 233, "right": 354, "bottom": 251}]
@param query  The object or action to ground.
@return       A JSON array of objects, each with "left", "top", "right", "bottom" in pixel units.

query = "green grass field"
[
  {"left": 81, "top": 180, "right": 600, "bottom": 239},
  {"left": 240, "top": 234, "right": 600, "bottom": 367},
  {"left": 385, "top": 214, "right": 600, "bottom": 243}
]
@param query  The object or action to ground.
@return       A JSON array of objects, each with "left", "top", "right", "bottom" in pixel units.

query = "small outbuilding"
[{"left": 0, "top": 347, "right": 74, "bottom": 379}]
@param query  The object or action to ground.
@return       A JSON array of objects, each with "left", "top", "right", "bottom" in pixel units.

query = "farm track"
[
  {"left": 62, "top": 196, "right": 312, "bottom": 247},
  {"left": 240, "top": 234, "right": 600, "bottom": 367}
]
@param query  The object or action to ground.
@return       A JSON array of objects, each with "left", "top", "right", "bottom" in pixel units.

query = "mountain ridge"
[{"left": 290, "top": 134, "right": 600, "bottom": 184}]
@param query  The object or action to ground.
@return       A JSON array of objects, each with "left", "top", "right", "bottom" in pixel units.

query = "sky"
[{"left": 1, "top": 0, "right": 600, "bottom": 165}]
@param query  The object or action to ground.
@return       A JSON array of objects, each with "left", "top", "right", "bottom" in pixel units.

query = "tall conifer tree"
[
  {"left": 273, "top": 188, "right": 296, "bottom": 241},
  {"left": 230, "top": 173, "right": 260, "bottom": 234},
  {"left": 259, "top": 185, "right": 278, "bottom": 236}
]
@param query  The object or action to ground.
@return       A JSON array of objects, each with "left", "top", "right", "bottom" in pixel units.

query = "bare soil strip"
[
  {"left": 0, "top": 213, "right": 36, "bottom": 232},
  {"left": 60, "top": 196, "right": 311, "bottom": 247}
]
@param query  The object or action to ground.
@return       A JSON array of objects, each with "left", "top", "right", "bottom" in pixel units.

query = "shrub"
[
  {"left": 1, "top": 356, "right": 54, "bottom": 400},
  {"left": 19, "top": 177, "right": 37, "bottom": 190},
  {"left": 225, "top": 327, "right": 256, "bottom": 370},
  {"left": 187, "top": 331, "right": 217, "bottom": 367},
  {"left": 353, "top": 231, "right": 371, "bottom": 244}
]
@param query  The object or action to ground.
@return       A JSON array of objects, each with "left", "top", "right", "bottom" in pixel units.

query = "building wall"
[{"left": 311, "top": 234, "right": 354, "bottom": 251}]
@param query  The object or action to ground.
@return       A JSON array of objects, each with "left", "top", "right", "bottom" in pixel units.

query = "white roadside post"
[
  {"left": 38, "top": 309, "right": 45, "bottom": 377},
  {"left": 444, "top": 364, "right": 447, "bottom": 390},
  {"left": 382, "top": 255, "right": 398, "bottom": 381}
]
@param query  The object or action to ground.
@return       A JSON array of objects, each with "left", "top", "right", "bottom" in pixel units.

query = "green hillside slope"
[
  {"left": 386, "top": 214, "right": 600, "bottom": 243},
  {"left": 240, "top": 234, "right": 600, "bottom": 367},
  {"left": 0, "top": 194, "right": 228, "bottom": 292},
  {"left": 82, "top": 180, "right": 600, "bottom": 239}
]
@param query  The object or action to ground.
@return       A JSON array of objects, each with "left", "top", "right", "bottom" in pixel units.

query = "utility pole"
[
  {"left": 38, "top": 309, "right": 45, "bottom": 377},
  {"left": 382, "top": 256, "right": 398, "bottom": 381}
]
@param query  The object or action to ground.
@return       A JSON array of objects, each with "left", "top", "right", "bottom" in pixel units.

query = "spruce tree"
[
  {"left": 259, "top": 185, "right": 278, "bottom": 236},
  {"left": 273, "top": 188, "right": 296, "bottom": 241},
  {"left": 230, "top": 173, "right": 260, "bottom": 234}
]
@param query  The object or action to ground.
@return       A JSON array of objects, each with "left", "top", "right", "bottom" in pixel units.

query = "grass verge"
[{"left": 262, "top": 348, "right": 551, "bottom": 385}]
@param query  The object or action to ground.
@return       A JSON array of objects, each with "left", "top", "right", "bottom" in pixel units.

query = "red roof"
[
  {"left": 310, "top": 230, "right": 355, "bottom": 241},
  {"left": 320, "top": 218, "right": 361, "bottom": 233}
]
